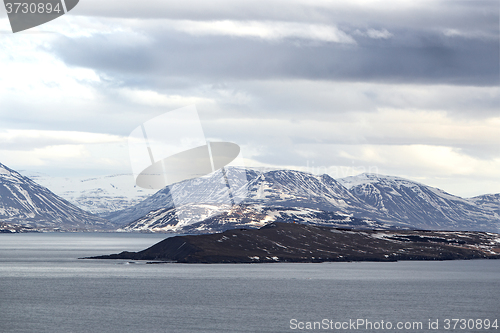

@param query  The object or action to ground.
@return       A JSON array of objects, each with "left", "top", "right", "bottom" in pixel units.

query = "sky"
[{"left": 0, "top": 0, "right": 499, "bottom": 198}]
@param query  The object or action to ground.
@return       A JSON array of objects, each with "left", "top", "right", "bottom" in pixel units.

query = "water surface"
[{"left": 0, "top": 233, "right": 498, "bottom": 332}]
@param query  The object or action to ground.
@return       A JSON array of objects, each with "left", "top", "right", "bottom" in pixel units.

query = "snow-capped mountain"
[
  {"left": 6, "top": 161, "right": 498, "bottom": 234},
  {"left": 113, "top": 168, "right": 500, "bottom": 234},
  {"left": 103, "top": 167, "right": 255, "bottom": 225},
  {"left": 106, "top": 168, "right": 379, "bottom": 227},
  {"left": 118, "top": 203, "right": 389, "bottom": 234},
  {"left": 244, "top": 169, "right": 373, "bottom": 212},
  {"left": 469, "top": 194, "right": 500, "bottom": 215},
  {"left": 15, "top": 162, "right": 495, "bottom": 234},
  {"left": 339, "top": 173, "right": 500, "bottom": 232},
  {"left": 25, "top": 172, "right": 156, "bottom": 214},
  {"left": 0, "top": 162, "right": 113, "bottom": 231}
]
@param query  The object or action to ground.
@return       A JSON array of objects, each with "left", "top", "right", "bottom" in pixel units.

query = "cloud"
[
  {"left": 0, "top": 129, "right": 124, "bottom": 150},
  {"left": 442, "top": 28, "right": 498, "bottom": 40},
  {"left": 24, "top": 0, "right": 495, "bottom": 87},
  {"left": 355, "top": 28, "right": 393, "bottom": 39},
  {"left": 0, "top": 130, "right": 131, "bottom": 176},
  {"left": 359, "top": 109, "right": 500, "bottom": 148},
  {"left": 49, "top": 24, "right": 498, "bottom": 86},
  {"left": 1, "top": 0, "right": 498, "bottom": 197},
  {"left": 71, "top": 0, "right": 498, "bottom": 31},
  {"left": 116, "top": 88, "right": 215, "bottom": 108},
  {"left": 365, "top": 28, "right": 393, "bottom": 39},
  {"left": 203, "top": 80, "right": 500, "bottom": 119},
  {"left": 162, "top": 20, "right": 356, "bottom": 44}
]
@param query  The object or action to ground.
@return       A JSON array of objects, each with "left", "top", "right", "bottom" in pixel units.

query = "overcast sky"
[{"left": 0, "top": 0, "right": 499, "bottom": 197}]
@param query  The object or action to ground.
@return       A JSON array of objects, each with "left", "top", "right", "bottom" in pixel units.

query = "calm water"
[{"left": 0, "top": 233, "right": 499, "bottom": 333}]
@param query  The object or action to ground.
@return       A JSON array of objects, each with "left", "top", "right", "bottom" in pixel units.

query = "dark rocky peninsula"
[{"left": 86, "top": 222, "right": 500, "bottom": 263}]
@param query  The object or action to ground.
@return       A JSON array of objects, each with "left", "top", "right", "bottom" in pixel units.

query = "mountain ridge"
[
  {"left": 114, "top": 169, "right": 500, "bottom": 234},
  {"left": 340, "top": 173, "right": 500, "bottom": 232},
  {"left": 0, "top": 162, "right": 113, "bottom": 231},
  {"left": 2, "top": 162, "right": 498, "bottom": 234}
]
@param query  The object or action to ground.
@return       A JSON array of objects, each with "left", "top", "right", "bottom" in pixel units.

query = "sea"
[{"left": 0, "top": 232, "right": 498, "bottom": 333}]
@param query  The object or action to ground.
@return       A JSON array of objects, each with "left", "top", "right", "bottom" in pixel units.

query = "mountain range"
[
  {"left": 108, "top": 168, "right": 500, "bottom": 234},
  {"left": 339, "top": 173, "right": 500, "bottom": 232},
  {"left": 1, "top": 162, "right": 499, "bottom": 234}
]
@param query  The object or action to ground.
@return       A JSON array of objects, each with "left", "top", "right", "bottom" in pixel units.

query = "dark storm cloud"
[{"left": 50, "top": 26, "right": 499, "bottom": 86}]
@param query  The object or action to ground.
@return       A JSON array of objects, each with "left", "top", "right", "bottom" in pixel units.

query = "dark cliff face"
[{"left": 88, "top": 222, "right": 500, "bottom": 263}]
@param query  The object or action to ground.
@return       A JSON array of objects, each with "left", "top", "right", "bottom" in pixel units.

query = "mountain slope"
[
  {"left": 108, "top": 168, "right": 500, "bottom": 234},
  {"left": 470, "top": 194, "right": 500, "bottom": 215},
  {"left": 107, "top": 168, "right": 378, "bottom": 227},
  {"left": 118, "top": 203, "right": 388, "bottom": 234},
  {"left": 25, "top": 172, "right": 156, "bottom": 214},
  {"left": 103, "top": 167, "right": 257, "bottom": 225},
  {"left": 244, "top": 170, "right": 374, "bottom": 214},
  {"left": 339, "top": 173, "right": 500, "bottom": 232},
  {"left": 0, "top": 162, "right": 113, "bottom": 231}
]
